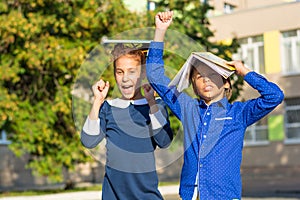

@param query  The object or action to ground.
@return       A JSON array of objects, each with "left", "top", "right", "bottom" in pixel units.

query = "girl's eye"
[{"left": 116, "top": 71, "right": 123, "bottom": 75}]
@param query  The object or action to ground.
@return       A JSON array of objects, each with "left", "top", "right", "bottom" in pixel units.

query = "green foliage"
[{"left": 0, "top": 0, "right": 146, "bottom": 182}]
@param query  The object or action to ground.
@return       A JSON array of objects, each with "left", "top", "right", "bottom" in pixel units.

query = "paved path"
[{"left": 1, "top": 185, "right": 300, "bottom": 200}]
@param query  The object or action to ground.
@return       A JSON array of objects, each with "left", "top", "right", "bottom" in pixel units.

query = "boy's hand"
[
  {"left": 92, "top": 79, "right": 110, "bottom": 103},
  {"left": 227, "top": 61, "right": 252, "bottom": 77},
  {"left": 155, "top": 11, "right": 173, "bottom": 30},
  {"left": 154, "top": 11, "right": 173, "bottom": 42}
]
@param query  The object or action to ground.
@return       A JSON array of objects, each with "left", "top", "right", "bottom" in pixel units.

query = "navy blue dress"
[{"left": 81, "top": 98, "right": 173, "bottom": 200}]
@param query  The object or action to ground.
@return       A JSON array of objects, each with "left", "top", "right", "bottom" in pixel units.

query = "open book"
[{"left": 168, "top": 52, "right": 236, "bottom": 92}]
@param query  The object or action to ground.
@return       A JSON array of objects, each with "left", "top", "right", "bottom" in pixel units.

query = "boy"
[
  {"left": 81, "top": 43, "right": 173, "bottom": 199},
  {"left": 146, "top": 11, "right": 284, "bottom": 199}
]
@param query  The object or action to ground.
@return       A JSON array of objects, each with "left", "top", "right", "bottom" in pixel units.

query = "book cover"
[{"left": 169, "top": 52, "right": 235, "bottom": 92}]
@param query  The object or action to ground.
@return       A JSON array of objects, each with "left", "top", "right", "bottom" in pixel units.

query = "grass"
[
  {"left": 0, "top": 182, "right": 178, "bottom": 197},
  {"left": 0, "top": 184, "right": 102, "bottom": 197}
]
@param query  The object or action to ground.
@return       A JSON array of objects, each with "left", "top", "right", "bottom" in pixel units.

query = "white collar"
[{"left": 107, "top": 98, "right": 148, "bottom": 108}]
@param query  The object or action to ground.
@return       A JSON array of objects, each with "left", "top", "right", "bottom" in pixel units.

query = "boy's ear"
[
  {"left": 224, "top": 81, "right": 230, "bottom": 89},
  {"left": 224, "top": 79, "right": 231, "bottom": 89}
]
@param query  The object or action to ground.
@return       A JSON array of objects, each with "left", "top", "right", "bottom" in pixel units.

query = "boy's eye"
[
  {"left": 195, "top": 74, "right": 202, "bottom": 79},
  {"left": 129, "top": 70, "right": 136, "bottom": 74}
]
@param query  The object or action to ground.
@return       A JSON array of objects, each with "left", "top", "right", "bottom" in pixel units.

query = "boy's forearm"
[{"left": 154, "top": 28, "right": 167, "bottom": 42}]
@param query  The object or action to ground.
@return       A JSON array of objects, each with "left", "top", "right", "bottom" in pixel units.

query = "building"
[
  {"left": 208, "top": 0, "right": 300, "bottom": 194},
  {"left": 123, "top": 0, "right": 157, "bottom": 12}
]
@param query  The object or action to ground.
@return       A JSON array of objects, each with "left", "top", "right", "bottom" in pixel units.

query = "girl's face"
[
  {"left": 191, "top": 65, "right": 230, "bottom": 105},
  {"left": 114, "top": 55, "right": 144, "bottom": 100}
]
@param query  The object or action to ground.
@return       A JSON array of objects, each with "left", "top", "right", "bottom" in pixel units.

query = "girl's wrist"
[
  {"left": 93, "top": 96, "right": 104, "bottom": 106},
  {"left": 147, "top": 99, "right": 156, "bottom": 106}
]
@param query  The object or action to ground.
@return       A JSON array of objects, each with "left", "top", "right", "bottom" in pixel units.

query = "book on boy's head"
[{"left": 169, "top": 52, "right": 236, "bottom": 92}]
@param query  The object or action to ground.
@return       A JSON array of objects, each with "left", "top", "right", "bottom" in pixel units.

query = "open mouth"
[{"left": 121, "top": 85, "right": 134, "bottom": 94}]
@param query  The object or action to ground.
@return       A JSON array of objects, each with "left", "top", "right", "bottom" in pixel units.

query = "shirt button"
[
  {"left": 199, "top": 164, "right": 203, "bottom": 168},
  {"left": 207, "top": 112, "right": 210, "bottom": 115},
  {"left": 203, "top": 135, "right": 207, "bottom": 138},
  {"left": 204, "top": 122, "right": 207, "bottom": 126}
]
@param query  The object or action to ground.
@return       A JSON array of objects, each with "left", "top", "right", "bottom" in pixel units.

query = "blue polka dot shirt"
[{"left": 146, "top": 42, "right": 284, "bottom": 200}]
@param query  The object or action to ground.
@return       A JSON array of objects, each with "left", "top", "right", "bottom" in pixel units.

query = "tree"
[{"left": 0, "top": 0, "right": 146, "bottom": 184}]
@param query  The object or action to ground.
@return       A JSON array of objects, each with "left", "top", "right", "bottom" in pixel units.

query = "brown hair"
[
  {"left": 111, "top": 44, "right": 146, "bottom": 71},
  {"left": 224, "top": 78, "right": 232, "bottom": 99}
]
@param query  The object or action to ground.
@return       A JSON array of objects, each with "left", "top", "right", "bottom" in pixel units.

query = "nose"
[
  {"left": 122, "top": 72, "right": 130, "bottom": 82},
  {"left": 202, "top": 76, "right": 211, "bottom": 83}
]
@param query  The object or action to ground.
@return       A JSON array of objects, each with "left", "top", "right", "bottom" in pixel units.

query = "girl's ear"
[
  {"left": 140, "top": 65, "right": 146, "bottom": 79},
  {"left": 141, "top": 71, "right": 146, "bottom": 80}
]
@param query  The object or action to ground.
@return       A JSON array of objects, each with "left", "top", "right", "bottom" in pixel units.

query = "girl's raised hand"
[
  {"left": 143, "top": 83, "right": 155, "bottom": 103},
  {"left": 92, "top": 79, "right": 110, "bottom": 102}
]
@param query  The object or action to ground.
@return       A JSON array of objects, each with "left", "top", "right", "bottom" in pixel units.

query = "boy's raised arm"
[{"left": 154, "top": 11, "right": 173, "bottom": 42}]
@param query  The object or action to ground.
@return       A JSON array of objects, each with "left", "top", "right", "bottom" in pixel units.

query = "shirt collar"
[
  {"left": 107, "top": 98, "right": 148, "bottom": 108},
  {"left": 197, "top": 97, "right": 228, "bottom": 108}
]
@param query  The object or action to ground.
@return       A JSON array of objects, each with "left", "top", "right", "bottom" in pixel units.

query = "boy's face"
[
  {"left": 114, "top": 54, "right": 144, "bottom": 100},
  {"left": 191, "top": 64, "right": 230, "bottom": 104}
]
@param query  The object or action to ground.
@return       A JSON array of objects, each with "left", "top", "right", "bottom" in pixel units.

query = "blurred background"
[{"left": 1, "top": 0, "right": 300, "bottom": 198}]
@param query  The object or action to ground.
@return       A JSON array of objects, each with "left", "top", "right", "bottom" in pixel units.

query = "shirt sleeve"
[
  {"left": 80, "top": 102, "right": 107, "bottom": 149},
  {"left": 146, "top": 41, "right": 194, "bottom": 121},
  {"left": 149, "top": 109, "right": 167, "bottom": 130},
  {"left": 82, "top": 117, "right": 100, "bottom": 135},
  {"left": 151, "top": 100, "right": 174, "bottom": 148},
  {"left": 242, "top": 71, "right": 284, "bottom": 126}
]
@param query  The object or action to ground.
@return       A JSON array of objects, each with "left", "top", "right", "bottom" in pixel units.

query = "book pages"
[{"left": 169, "top": 52, "right": 235, "bottom": 92}]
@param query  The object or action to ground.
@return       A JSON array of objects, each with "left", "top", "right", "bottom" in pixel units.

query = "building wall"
[
  {"left": 122, "top": 0, "right": 147, "bottom": 12},
  {"left": 209, "top": 2, "right": 300, "bottom": 41},
  {"left": 0, "top": 144, "right": 105, "bottom": 191},
  {"left": 209, "top": 1, "right": 300, "bottom": 193}
]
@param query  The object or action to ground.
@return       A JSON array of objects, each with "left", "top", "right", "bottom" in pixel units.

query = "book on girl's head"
[{"left": 168, "top": 52, "right": 236, "bottom": 92}]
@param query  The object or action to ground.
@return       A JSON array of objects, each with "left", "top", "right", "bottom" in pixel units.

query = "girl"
[{"left": 81, "top": 43, "right": 173, "bottom": 200}]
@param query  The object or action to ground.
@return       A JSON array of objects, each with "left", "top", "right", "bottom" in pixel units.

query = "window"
[
  {"left": 224, "top": 3, "right": 235, "bottom": 14},
  {"left": 281, "top": 29, "right": 300, "bottom": 75},
  {"left": 234, "top": 35, "right": 265, "bottom": 74},
  {"left": 284, "top": 97, "right": 300, "bottom": 143},
  {"left": 0, "top": 130, "right": 11, "bottom": 145},
  {"left": 147, "top": 0, "right": 156, "bottom": 11},
  {"left": 244, "top": 116, "right": 269, "bottom": 146}
]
